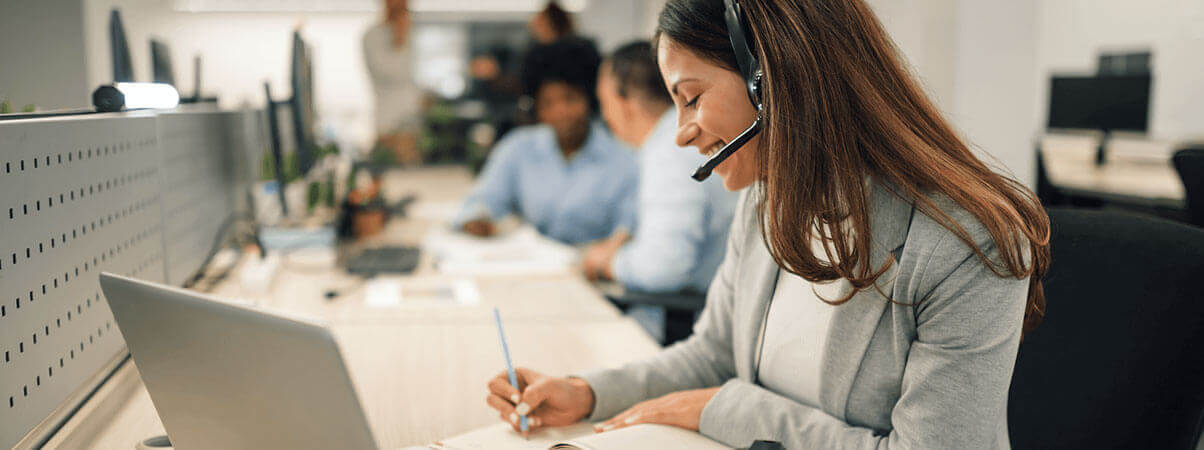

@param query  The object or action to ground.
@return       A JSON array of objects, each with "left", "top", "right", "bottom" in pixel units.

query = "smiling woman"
[{"left": 485, "top": 0, "right": 1051, "bottom": 448}]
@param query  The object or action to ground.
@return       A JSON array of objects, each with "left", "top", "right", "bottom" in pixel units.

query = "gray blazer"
[{"left": 580, "top": 180, "right": 1029, "bottom": 449}]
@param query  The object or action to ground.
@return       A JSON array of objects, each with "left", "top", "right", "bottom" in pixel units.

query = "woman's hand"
[
  {"left": 486, "top": 367, "right": 596, "bottom": 436},
  {"left": 462, "top": 218, "right": 496, "bottom": 237},
  {"left": 581, "top": 231, "right": 628, "bottom": 281},
  {"left": 594, "top": 387, "right": 720, "bottom": 433}
]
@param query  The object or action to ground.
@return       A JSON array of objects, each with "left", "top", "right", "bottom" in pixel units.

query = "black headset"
[{"left": 691, "top": 0, "right": 765, "bottom": 181}]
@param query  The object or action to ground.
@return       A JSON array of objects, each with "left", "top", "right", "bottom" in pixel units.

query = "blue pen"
[{"left": 493, "top": 307, "right": 528, "bottom": 434}]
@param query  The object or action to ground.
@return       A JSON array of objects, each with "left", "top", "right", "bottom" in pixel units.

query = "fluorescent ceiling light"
[
  {"left": 172, "top": 0, "right": 587, "bottom": 13},
  {"left": 410, "top": 0, "right": 586, "bottom": 12}
]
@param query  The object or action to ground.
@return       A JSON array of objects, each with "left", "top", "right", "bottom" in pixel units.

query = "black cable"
[{"left": 181, "top": 214, "right": 239, "bottom": 289}]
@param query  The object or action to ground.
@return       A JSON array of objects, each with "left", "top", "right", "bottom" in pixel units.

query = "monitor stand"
[{"left": 1095, "top": 129, "right": 1111, "bottom": 166}]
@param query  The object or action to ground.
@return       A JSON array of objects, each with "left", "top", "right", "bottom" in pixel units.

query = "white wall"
[
  {"left": 868, "top": 0, "right": 1039, "bottom": 185},
  {"left": 1036, "top": 0, "right": 1204, "bottom": 141},
  {"left": 0, "top": 0, "right": 89, "bottom": 110},
  {"left": 72, "top": 0, "right": 653, "bottom": 149},
  {"left": 82, "top": 0, "right": 379, "bottom": 148},
  {"left": 950, "top": 0, "right": 1040, "bottom": 183},
  {"left": 867, "top": 0, "right": 958, "bottom": 111}
]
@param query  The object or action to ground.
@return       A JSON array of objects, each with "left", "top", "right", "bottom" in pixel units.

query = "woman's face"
[
  {"left": 529, "top": 14, "right": 558, "bottom": 44},
  {"left": 657, "top": 39, "right": 760, "bottom": 191},
  {"left": 535, "top": 81, "right": 591, "bottom": 147}
]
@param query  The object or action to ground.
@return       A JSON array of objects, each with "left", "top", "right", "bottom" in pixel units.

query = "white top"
[
  {"left": 362, "top": 23, "right": 423, "bottom": 134},
  {"left": 757, "top": 264, "right": 839, "bottom": 409}
]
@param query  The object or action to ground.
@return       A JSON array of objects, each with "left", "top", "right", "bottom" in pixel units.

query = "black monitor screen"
[
  {"left": 290, "top": 31, "right": 316, "bottom": 176},
  {"left": 150, "top": 39, "right": 175, "bottom": 86},
  {"left": 110, "top": 9, "right": 134, "bottom": 82},
  {"left": 1048, "top": 75, "right": 1151, "bottom": 132}
]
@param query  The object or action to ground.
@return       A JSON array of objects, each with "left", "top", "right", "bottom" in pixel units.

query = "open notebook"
[{"left": 421, "top": 422, "right": 728, "bottom": 450}]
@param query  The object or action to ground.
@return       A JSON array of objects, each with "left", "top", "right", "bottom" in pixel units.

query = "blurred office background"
[
  {"left": 0, "top": 0, "right": 1195, "bottom": 194},
  {"left": 2, "top": 1, "right": 1204, "bottom": 449},
  {"left": 2, "top": 0, "right": 1203, "bottom": 189}
]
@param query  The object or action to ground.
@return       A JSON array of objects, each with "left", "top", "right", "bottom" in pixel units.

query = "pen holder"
[{"left": 135, "top": 435, "right": 172, "bottom": 450}]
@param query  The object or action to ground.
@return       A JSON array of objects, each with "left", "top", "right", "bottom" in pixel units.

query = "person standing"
[{"left": 363, "top": 0, "right": 424, "bottom": 164}]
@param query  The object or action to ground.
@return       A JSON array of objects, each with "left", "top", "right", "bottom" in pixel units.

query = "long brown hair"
[{"left": 656, "top": 0, "right": 1050, "bottom": 336}]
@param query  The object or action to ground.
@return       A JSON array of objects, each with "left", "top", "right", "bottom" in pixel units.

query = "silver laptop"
[{"left": 99, "top": 273, "right": 379, "bottom": 450}]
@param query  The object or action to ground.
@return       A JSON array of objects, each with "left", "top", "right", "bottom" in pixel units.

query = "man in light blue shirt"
[
  {"left": 453, "top": 38, "right": 638, "bottom": 245},
  {"left": 584, "top": 41, "right": 737, "bottom": 296}
]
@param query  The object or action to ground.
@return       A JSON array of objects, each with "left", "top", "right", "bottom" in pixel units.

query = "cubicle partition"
[{"left": 0, "top": 108, "right": 264, "bottom": 448}]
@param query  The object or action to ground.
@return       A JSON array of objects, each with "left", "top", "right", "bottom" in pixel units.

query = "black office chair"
[
  {"left": 1035, "top": 145, "right": 1066, "bottom": 207},
  {"left": 1172, "top": 147, "right": 1204, "bottom": 227},
  {"left": 606, "top": 290, "right": 706, "bottom": 346},
  {"left": 1008, "top": 208, "right": 1204, "bottom": 449}
]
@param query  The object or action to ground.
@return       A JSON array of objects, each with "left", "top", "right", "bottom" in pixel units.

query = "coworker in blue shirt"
[
  {"left": 583, "top": 41, "right": 737, "bottom": 294},
  {"left": 454, "top": 38, "right": 638, "bottom": 245}
]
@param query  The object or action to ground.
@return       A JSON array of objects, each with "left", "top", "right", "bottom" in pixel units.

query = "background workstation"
[{"left": 2, "top": 0, "right": 1204, "bottom": 449}]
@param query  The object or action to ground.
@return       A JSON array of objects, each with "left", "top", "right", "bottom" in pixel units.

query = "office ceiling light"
[
  {"left": 172, "top": 0, "right": 585, "bottom": 13},
  {"left": 93, "top": 83, "right": 181, "bottom": 112},
  {"left": 409, "top": 0, "right": 586, "bottom": 12}
]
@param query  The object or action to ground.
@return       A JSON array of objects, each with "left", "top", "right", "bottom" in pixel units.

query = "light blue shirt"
[
  {"left": 453, "top": 122, "right": 638, "bottom": 245},
  {"left": 611, "top": 110, "right": 738, "bottom": 293}
]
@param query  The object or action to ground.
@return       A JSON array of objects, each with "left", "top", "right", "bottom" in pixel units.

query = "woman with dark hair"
[
  {"left": 529, "top": 1, "right": 575, "bottom": 44},
  {"left": 453, "top": 37, "right": 637, "bottom": 245},
  {"left": 484, "top": 0, "right": 1051, "bottom": 448}
]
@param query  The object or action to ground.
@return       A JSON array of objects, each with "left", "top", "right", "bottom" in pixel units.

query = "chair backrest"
[
  {"left": 1173, "top": 147, "right": 1204, "bottom": 227},
  {"left": 1035, "top": 145, "right": 1065, "bottom": 207},
  {"left": 1009, "top": 208, "right": 1204, "bottom": 449}
]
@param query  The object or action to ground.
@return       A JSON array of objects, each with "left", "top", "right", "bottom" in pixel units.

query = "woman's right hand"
[
  {"left": 486, "top": 367, "right": 595, "bottom": 436},
  {"left": 462, "top": 218, "right": 496, "bottom": 237}
]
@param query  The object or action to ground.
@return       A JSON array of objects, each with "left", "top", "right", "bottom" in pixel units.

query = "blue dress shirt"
[
  {"left": 453, "top": 121, "right": 638, "bottom": 245},
  {"left": 611, "top": 110, "right": 738, "bottom": 293}
]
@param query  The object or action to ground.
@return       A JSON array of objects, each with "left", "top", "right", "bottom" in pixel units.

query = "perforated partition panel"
[
  {"left": 222, "top": 109, "right": 268, "bottom": 220},
  {"left": 0, "top": 114, "right": 167, "bottom": 449},
  {"left": 0, "top": 108, "right": 264, "bottom": 448},
  {"left": 157, "top": 111, "right": 239, "bottom": 286}
]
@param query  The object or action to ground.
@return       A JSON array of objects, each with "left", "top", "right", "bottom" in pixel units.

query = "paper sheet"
[
  {"left": 423, "top": 226, "right": 579, "bottom": 276},
  {"left": 432, "top": 422, "right": 596, "bottom": 450}
]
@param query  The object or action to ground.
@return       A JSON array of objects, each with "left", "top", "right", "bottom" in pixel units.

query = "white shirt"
[
  {"left": 362, "top": 23, "right": 423, "bottom": 134},
  {"left": 611, "top": 110, "right": 738, "bottom": 293},
  {"left": 757, "top": 248, "right": 842, "bottom": 409}
]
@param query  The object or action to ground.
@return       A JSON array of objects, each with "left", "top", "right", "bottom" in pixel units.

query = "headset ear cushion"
[{"left": 724, "top": 0, "right": 762, "bottom": 109}]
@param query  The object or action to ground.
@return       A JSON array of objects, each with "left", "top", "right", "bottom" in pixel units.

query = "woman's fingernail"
[
  {"left": 510, "top": 413, "right": 518, "bottom": 424},
  {"left": 515, "top": 402, "right": 531, "bottom": 416},
  {"left": 624, "top": 414, "right": 640, "bottom": 424},
  {"left": 510, "top": 394, "right": 520, "bottom": 404}
]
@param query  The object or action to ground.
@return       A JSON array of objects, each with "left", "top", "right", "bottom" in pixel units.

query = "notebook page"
[
  {"left": 553, "top": 424, "right": 729, "bottom": 450},
  {"left": 433, "top": 422, "right": 596, "bottom": 450}
]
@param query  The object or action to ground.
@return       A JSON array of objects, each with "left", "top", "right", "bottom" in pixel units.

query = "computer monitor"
[
  {"left": 290, "top": 31, "right": 317, "bottom": 176},
  {"left": 1047, "top": 75, "right": 1151, "bottom": 133},
  {"left": 150, "top": 39, "right": 175, "bottom": 86},
  {"left": 109, "top": 9, "right": 134, "bottom": 82},
  {"left": 264, "top": 83, "right": 291, "bottom": 217},
  {"left": 1098, "top": 51, "right": 1151, "bottom": 76}
]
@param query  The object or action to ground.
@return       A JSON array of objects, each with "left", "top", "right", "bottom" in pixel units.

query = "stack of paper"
[{"left": 423, "top": 226, "right": 579, "bottom": 276}]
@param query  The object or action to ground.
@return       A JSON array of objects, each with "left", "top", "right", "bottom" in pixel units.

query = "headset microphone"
[{"left": 692, "top": 0, "right": 764, "bottom": 182}]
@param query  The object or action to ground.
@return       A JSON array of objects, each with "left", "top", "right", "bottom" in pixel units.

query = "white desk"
[
  {"left": 41, "top": 166, "right": 662, "bottom": 449},
  {"left": 1041, "top": 134, "right": 1186, "bottom": 209},
  {"left": 45, "top": 321, "right": 661, "bottom": 449}
]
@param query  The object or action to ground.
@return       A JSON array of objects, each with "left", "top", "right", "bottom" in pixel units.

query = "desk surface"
[
  {"left": 46, "top": 320, "right": 661, "bottom": 449},
  {"left": 43, "top": 166, "right": 661, "bottom": 449},
  {"left": 1041, "top": 134, "right": 1186, "bottom": 208}
]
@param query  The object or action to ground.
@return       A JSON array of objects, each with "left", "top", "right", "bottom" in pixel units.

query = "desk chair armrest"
[{"left": 605, "top": 290, "right": 707, "bottom": 312}]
